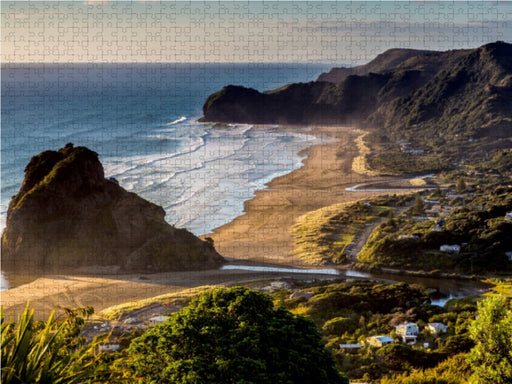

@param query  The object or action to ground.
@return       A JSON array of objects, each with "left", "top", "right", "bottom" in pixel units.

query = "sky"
[{"left": 2, "top": 1, "right": 511, "bottom": 64}]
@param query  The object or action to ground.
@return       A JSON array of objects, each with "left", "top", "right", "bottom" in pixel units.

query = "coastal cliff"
[
  {"left": 201, "top": 41, "right": 512, "bottom": 162},
  {"left": 1, "top": 144, "right": 224, "bottom": 274}
]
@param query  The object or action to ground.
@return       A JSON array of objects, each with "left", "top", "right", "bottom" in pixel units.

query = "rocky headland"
[
  {"left": 201, "top": 41, "right": 512, "bottom": 165},
  {"left": 1, "top": 144, "right": 224, "bottom": 274}
]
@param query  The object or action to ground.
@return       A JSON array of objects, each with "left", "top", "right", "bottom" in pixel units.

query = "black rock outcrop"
[{"left": 1, "top": 144, "right": 224, "bottom": 274}]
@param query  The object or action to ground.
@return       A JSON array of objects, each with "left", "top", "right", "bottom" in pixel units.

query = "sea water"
[{"left": 1, "top": 63, "right": 331, "bottom": 237}]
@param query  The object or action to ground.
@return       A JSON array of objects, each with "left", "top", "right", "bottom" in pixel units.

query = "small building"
[
  {"left": 413, "top": 216, "right": 431, "bottom": 222},
  {"left": 506, "top": 212, "right": 512, "bottom": 223},
  {"left": 442, "top": 206, "right": 454, "bottom": 215},
  {"left": 426, "top": 205, "right": 441, "bottom": 216},
  {"left": 149, "top": 315, "right": 169, "bottom": 326},
  {"left": 395, "top": 322, "right": 419, "bottom": 344},
  {"left": 506, "top": 251, "right": 512, "bottom": 262},
  {"left": 446, "top": 194, "right": 465, "bottom": 200},
  {"left": 398, "top": 234, "right": 419, "bottom": 240},
  {"left": 366, "top": 336, "right": 394, "bottom": 348},
  {"left": 440, "top": 244, "right": 461, "bottom": 253},
  {"left": 270, "top": 281, "right": 291, "bottom": 290},
  {"left": 339, "top": 344, "right": 363, "bottom": 354},
  {"left": 289, "top": 291, "right": 314, "bottom": 300},
  {"left": 427, "top": 322, "right": 448, "bottom": 336},
  {"left": 98, "top": 343, "right": 120, "bottom": 353}
]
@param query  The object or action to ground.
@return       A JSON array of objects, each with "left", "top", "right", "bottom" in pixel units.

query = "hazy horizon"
[{"left": 2, "top": 1, "right": 511, "bottom": 65}]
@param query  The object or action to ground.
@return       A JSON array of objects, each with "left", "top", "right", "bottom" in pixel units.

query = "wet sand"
[{"left": 1, "top": 267, "right": 341, "bottom": 320}]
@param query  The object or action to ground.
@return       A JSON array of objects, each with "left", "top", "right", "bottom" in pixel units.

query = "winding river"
[{"left": 221, "top": 264, "right": 489, "bottom": 307}]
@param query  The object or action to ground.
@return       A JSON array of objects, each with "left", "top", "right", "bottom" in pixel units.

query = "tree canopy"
[
  {"left": 121, "top": 287, "right": 348, "bottom": 384},
  {"left": 467, "top": 295, "right": 512, "bottom": 384}
]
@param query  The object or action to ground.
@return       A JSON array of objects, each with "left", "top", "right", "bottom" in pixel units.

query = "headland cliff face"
[
  {"left": 1, "top": 144, "right": 224, "bottom": 274},
  {"left": 201, "top": 42, "right": 512, "bottom": 147}
]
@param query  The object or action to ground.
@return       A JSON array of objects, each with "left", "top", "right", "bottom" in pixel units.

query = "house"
[
  {"left": 366, "top": 336, "right": 394, "bottom": 347},
  {"left": 98, "top": 343, "right": 120, "bottom": 353},
  {"left": 395, "top": 322, "right": 419, "bottom": 344},
  {"left": 425, "top": 205, "right": 441, "bottom": 216},
  {"left": 506, "top": 212, "right": 512, "bottom": 223},
  {"left": 412, "top": 216, "right": 430, "bottom": 222},
  {"left": 446, "top": 194, "right": 465, "bottom": 200},
  {"left": 506, "top": 251, "right": 512, "bottom": 262},
  {"left": 427, "top": 322, "right": 448, "bottom": 336},
  {"left": 440, "top": 244, "right": 461, "bottom": 253},
  {"left": 270, "top": 280, "right": 292, "bottom": 290},
  {"left": 398, "top": 235, "right": 419, "bottom": 240},
  {"left": 289, "top": 291, "right": 314, "bottom": 300},
  {"left": 149, "top": 315, "right": 169, "bottom": 326},
  {"left": 339, "top": 344, "right": 363, "bottom": 354}
]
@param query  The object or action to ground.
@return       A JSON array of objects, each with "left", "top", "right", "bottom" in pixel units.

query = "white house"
[
  {"left": 339, "top": 344, "right": 363, "bottom": 353},
  {"left": 427, "top": 322, "right": 448, "bottom": 336},
  {"left": 98, "top": 343, "right": 120, "bottom": 353},
  {"left": 366, "top": 336, "right": 394, "bottom": 347},
  {"left": 395, "top": 322, "right": 419, "bottom": 344},
  {"left": 440, "top": 244, "right": 461, "bottom": 253},
  {"left": 270, "top": 281, "right": 291, "bottom": 289},
  {"left": 505, "top": 212, "right": 512, "bottom": 223},
  {"left": 149, "top": 315, "right": 169, "bottom": 326}
]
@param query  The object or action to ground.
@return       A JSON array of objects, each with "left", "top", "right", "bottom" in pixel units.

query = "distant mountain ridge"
[
  {"left": 201, "top": 41, "right": 512, "bottom": 162},
  {"left": 316, "top": 48, "right": 436, "bottom": 83},
  {"left": 1, "top": 144, "right": 224, "bottom": 274}
]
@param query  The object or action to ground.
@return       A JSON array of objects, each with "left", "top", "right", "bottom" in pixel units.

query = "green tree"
[
  {"left": 413, "top": 193, "right": 425, "bottom": 215},
  {"left": 433, "top": 185, "right": 443, "bottom": 198},
  {"left": 121, "top": 287, "right": 348, "bottom": 384},
  {"left": 467, "top": 295, "right": 512, "bottom": 384},
  {"left": 456, "top": 178, "right": 466, "bottom": 193}
]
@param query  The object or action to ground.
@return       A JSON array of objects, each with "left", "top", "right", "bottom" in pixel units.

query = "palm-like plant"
[{"left": 1, "top": 304, "right": 100, "bottom": 384}]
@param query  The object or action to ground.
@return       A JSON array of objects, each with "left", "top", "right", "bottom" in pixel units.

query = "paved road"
[{"left": 347, "top": 206, "right": 411, "bottom": 262}]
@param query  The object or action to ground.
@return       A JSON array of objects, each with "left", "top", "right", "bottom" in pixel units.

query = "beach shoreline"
[
  {"left": 204, "top": 125, "right": 398, "bottom": 265},
  {"left": 1, "top": 125, "right": 407, "bottom": 319}
]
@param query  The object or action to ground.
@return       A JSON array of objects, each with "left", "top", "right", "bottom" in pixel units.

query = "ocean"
[{"left": 1, "top": 63, "right": 332, "bottom": 238}]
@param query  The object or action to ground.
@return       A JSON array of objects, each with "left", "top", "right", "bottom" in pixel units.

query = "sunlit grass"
[
  {"left": 483, "top": 279, "right": 512, "bottom": 298},
  {"left": 100, "top": 285, "right": 225, "bottom": 320},
  {"left": 293, "top": 201, "right": 391, "bottom": 265}
]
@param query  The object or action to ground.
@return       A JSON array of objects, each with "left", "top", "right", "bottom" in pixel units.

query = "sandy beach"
[
  {"left": 1, "top": 126, "right": 403, "bottom": 319},
  {"left": 206, "top": 126, "right": 397, "bottom": 264}
]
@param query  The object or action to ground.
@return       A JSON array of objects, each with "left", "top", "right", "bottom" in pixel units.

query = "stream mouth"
[
  {"left": 220, "top": 265, "right": 339, "bottom": 275},
  {"left": 220, "top": 264, "right": 489, "bottom": 307}
]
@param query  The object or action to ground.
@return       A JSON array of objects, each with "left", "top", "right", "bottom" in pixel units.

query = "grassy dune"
[{"left": 293, "top": 201, "right": 393, "bottom": 265}]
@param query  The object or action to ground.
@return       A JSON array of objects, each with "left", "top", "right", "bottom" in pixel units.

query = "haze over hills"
[
  {"left": 201, "top": 41, "right": 512, "bottom": 165},
  {"left": 1, "top": 144, "right": 224, "bottom": 274},
  {"left": 316, "top": 48, "right": 438, "bottom": 84}
]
